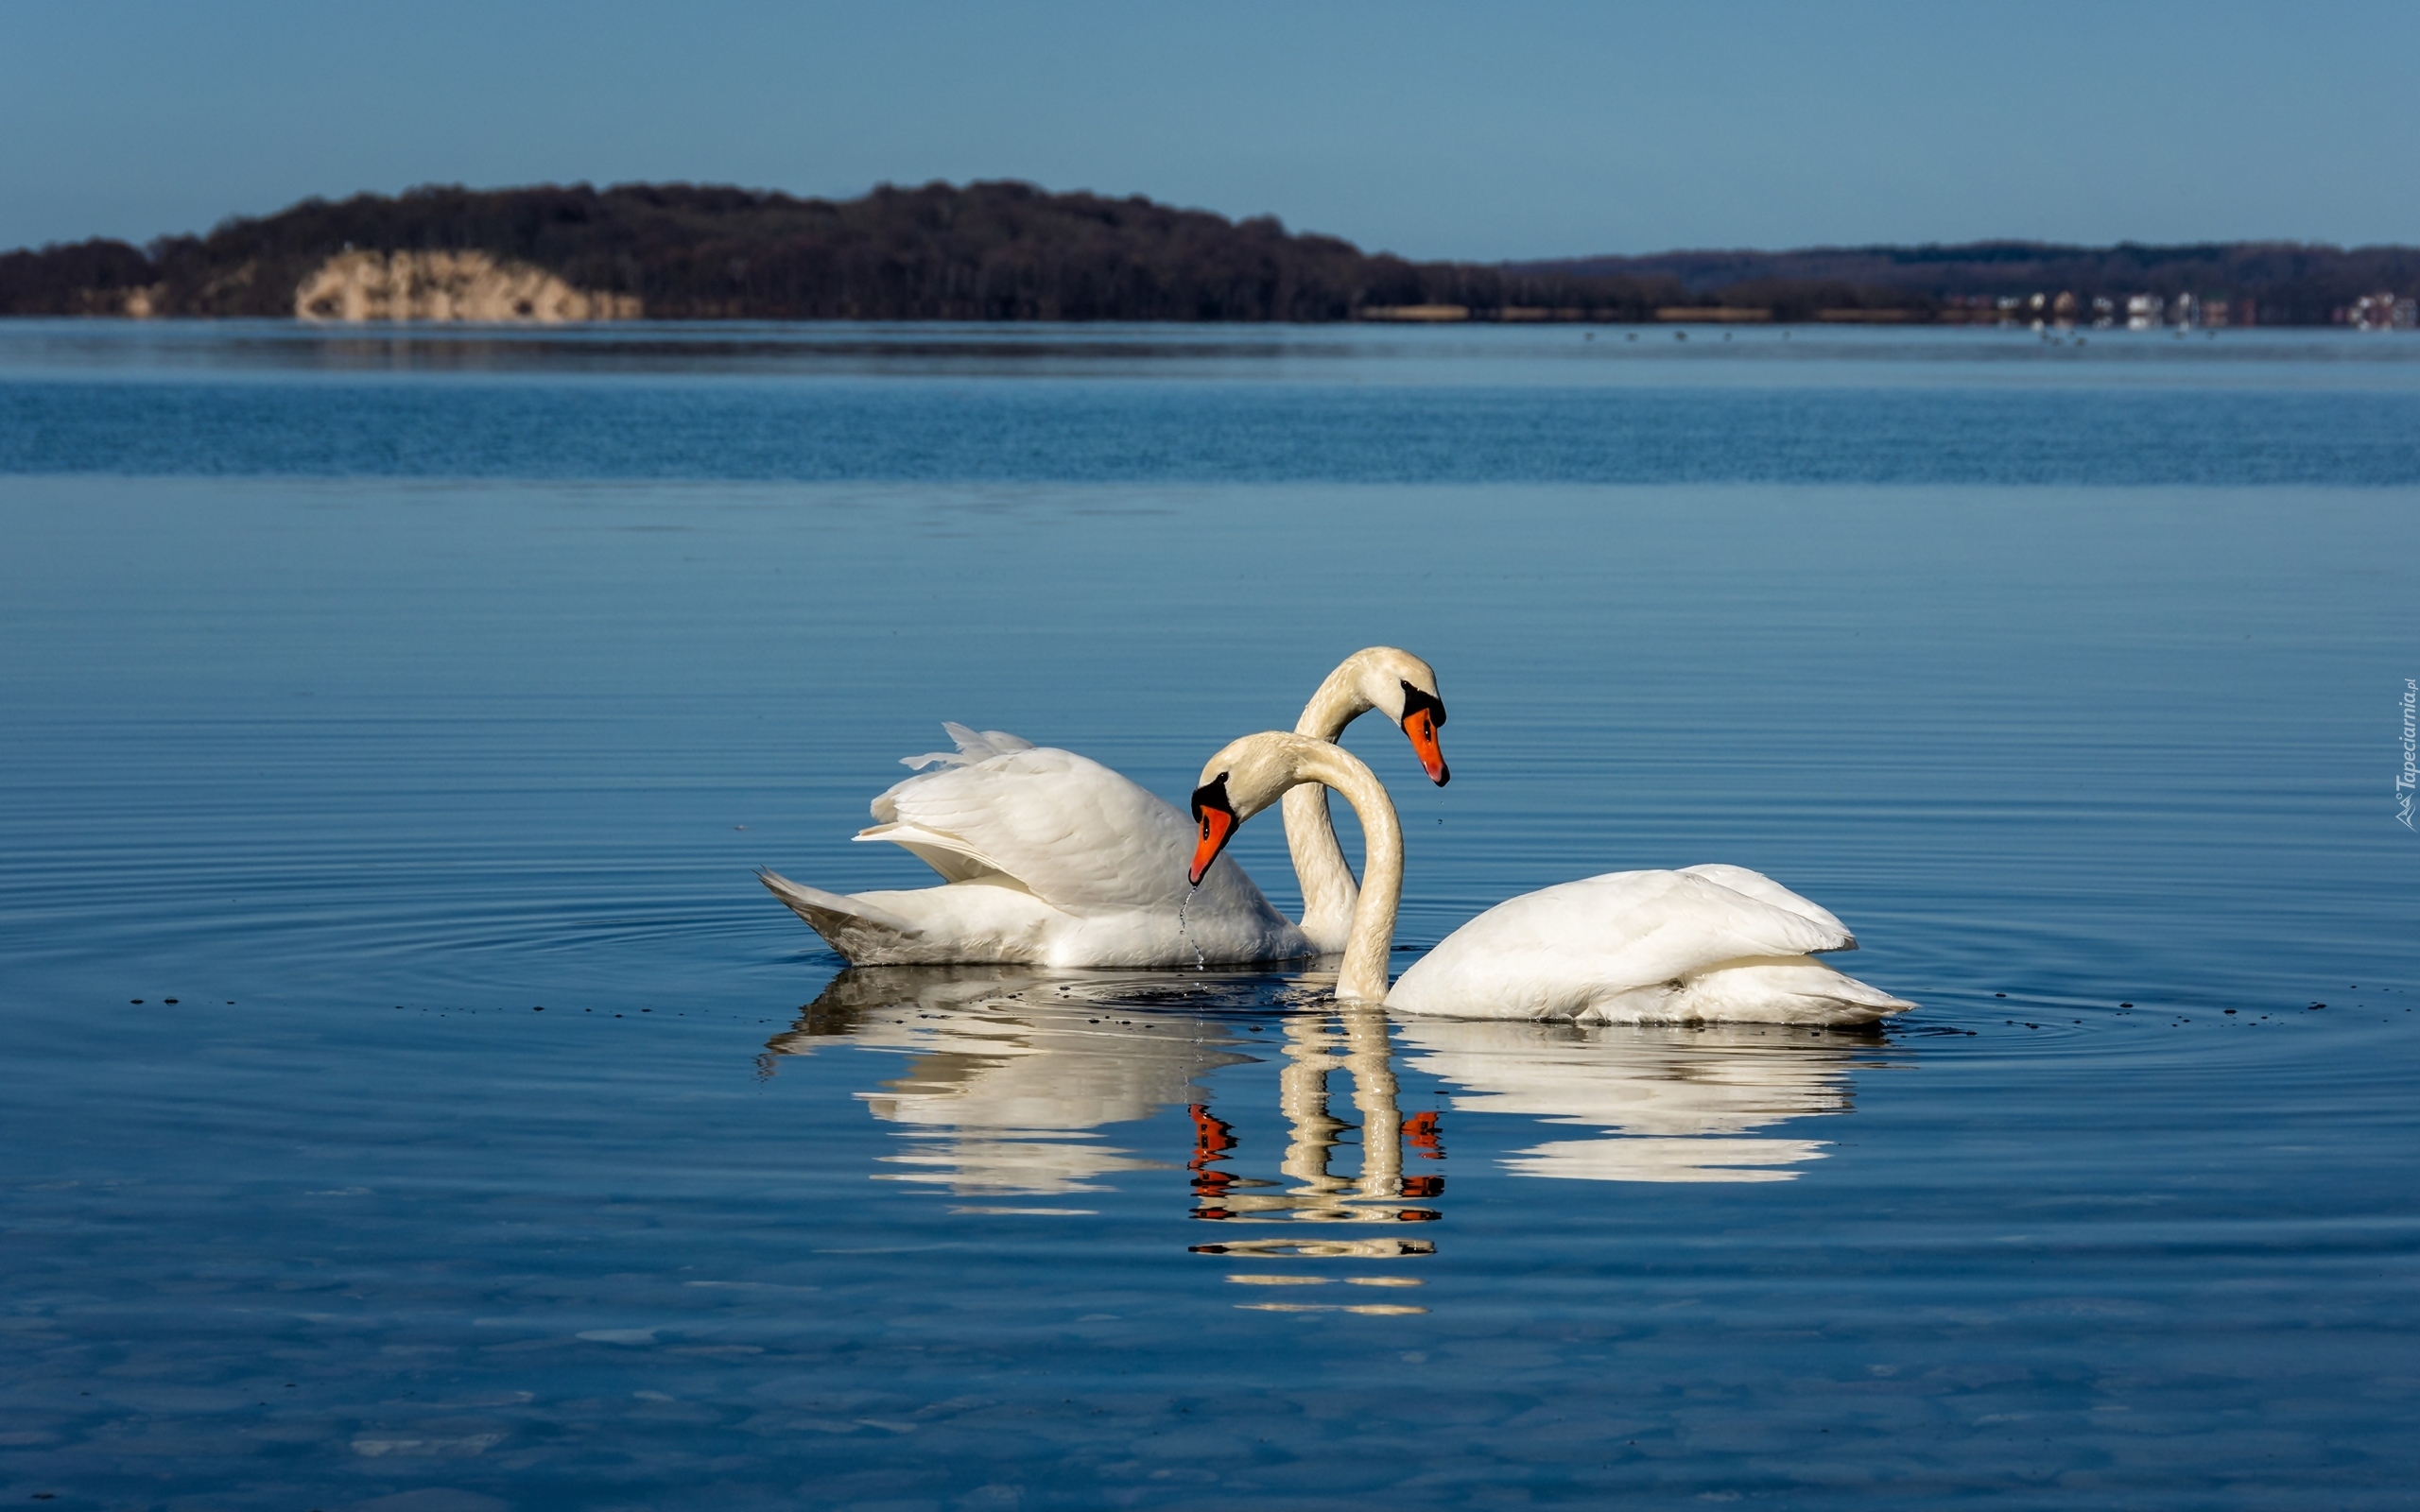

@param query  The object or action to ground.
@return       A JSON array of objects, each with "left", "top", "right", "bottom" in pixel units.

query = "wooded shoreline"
[{"left": 5, "top": 180, "right": 2411, "bottom": 328}]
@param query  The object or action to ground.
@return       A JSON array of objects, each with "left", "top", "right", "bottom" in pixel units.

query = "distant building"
[
  {"left": 2125, "top": 294, "right": 2161, "bottom": 331},
  {"left": 2345, "top": 293, "right": 2419, "bottom": 331}
]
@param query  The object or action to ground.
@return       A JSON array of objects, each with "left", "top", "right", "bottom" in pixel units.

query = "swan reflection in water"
[
  {"left": 761, "top": 964, "right": 1259, "bottom": 1199},
  {"left": 1397, "top": 1019, "right": 1874, "bottom": 1183},
  {"left": 760, "top": 967, "right": 1885, "bottom": 1216}
]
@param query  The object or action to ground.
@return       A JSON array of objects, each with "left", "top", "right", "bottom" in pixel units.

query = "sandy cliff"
[{"left": 293, "top": 249, "right": 639, "bottom": 322}]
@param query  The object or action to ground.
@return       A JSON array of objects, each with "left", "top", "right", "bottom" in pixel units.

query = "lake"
[{"left": 3, "top": 319, "right": 2417, "bottom": 1509}]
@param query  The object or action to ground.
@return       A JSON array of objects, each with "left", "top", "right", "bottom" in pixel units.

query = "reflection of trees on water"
[{"left": 759, "top": 969, "right": 1880, "bottom": 1219}]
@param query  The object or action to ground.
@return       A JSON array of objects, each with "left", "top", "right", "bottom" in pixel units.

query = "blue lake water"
[{"left": 3, "top": 319, "right": 2417, "bottom": 1508}]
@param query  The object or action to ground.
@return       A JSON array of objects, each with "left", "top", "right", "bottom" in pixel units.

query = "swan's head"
[
  {"left": 1187, "top": 731, "right": 1329, "bottom": 885},
  {"left": 1345, "top": 646, "right": 1451, "bottom": 786}
]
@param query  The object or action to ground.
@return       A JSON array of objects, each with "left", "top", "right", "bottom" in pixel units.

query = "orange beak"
[
  {"left": 1403, "top": 709, "right": 1450, "bottom": 786},
  {"left": 1188, "top": 804, "right": 1237, "bottom": 886}
]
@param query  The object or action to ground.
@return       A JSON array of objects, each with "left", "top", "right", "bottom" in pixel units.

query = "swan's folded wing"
[
  {"left": 1675, "top": 864, "right": 1852, "bottom": 946},
  {"left": 1469, "top": 871, "right": 1850, "bottom": 973},
  {"left": 850, "top": 824, "right": 1010, "bottom": 886},
  {"left": 856, "top": 746, "right": 1195, "bottom": 913},
  {"left": 1394, "top": 870, "right": 1854, "bottom": 1016}
]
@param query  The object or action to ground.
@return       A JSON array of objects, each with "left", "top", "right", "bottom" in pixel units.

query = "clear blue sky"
[{"left": 5, "top": 0, "right": 2413, "bottom": 261}]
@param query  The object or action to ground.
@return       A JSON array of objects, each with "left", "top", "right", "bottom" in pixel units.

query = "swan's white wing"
[
  {"left": 894, "top": 723, "right": 1039, "bottom": 774},
  {"left": 1388, "top": 869, "right": 1855, "bottom": 1019},
  {"left": 858, "top": 742, "right": 1204, "bottom": 915},
  {"left": 772, "top": 727, "right": 1303, "bottom": 966},
  {"left": 1675, "top": 864, "right": 1852, "bottom": 945}
]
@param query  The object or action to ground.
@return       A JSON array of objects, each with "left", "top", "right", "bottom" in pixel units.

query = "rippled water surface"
[{"left": 4, "top": 321, "right": 2418, "bottom": 1509}]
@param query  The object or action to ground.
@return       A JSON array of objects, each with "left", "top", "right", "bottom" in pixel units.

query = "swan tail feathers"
[
  {"left": 756, "top": 868, "right": 925, "bottom": 963},
  {"left": 1679, "top": 956, "right": 1915, "bottom": 1025}
]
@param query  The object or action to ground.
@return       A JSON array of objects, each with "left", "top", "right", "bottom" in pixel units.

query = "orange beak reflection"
[
  {"left": 1403, "top": 709, "right": 1451, "bottom": 785},
  {"left": 1189, "top": 805, "right": 1237, "bottom": 886}
]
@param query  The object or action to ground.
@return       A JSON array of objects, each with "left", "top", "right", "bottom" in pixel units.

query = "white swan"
[
  {"left": 1184, "top": 732, "right": 1911, "bottom": 1024},
  {"left": 759, "top": 649, "right": 1450, "bottom": 968}
]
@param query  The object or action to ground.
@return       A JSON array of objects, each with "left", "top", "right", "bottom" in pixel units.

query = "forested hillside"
[
  {"left": 0, "top": 180, "right": 1676, "bottom": 321},
  {"left": 5, "top": 180, "right": 2410, "bottom": 323}
]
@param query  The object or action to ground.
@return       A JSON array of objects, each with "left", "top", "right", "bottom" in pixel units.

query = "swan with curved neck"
[
  {"left": 1287, "top": 647, "right": 1446, "bottom": 953},
  {"left": 758, "top": 650, "right": 1448, "bottom": 968},
  {"left": 1188, "top": 732, "right": 1910, "bottom": 1024}
]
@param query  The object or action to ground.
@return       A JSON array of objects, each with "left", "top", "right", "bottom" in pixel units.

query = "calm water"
[{"left": 3, "top": 320, "right": 2417, "bottom": 1509}]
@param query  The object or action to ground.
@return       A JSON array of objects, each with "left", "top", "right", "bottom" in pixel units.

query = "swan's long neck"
[
  {"left": 1283, "top": 666, "right": 1373, "bottom": 953},
  {"left": 1290, "top": 744, "right": 1401, "bottom": 1004}
]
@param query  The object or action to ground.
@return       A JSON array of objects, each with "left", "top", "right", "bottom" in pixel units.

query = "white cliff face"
[{"left": 293, "top": 249, "right": 639, "bottom": 322}]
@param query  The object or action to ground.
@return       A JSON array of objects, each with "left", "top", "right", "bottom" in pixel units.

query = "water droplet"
[{"left": 1177, "top": 885, "right": 1206, "bottom": 971}]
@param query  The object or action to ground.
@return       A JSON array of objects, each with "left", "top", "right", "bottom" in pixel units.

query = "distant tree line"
[
  {"left": 0, "top": 181, "right": 1680, "bottom": 322},
  {"left": 0, "top": 236, "right": 159, "bottom": 315},
  {"left": 3, "top": 181, "right": 2411, "bottom": 323},
  {"left": 1516, "top": 241, "right": 2420, "bottom": 326}
]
